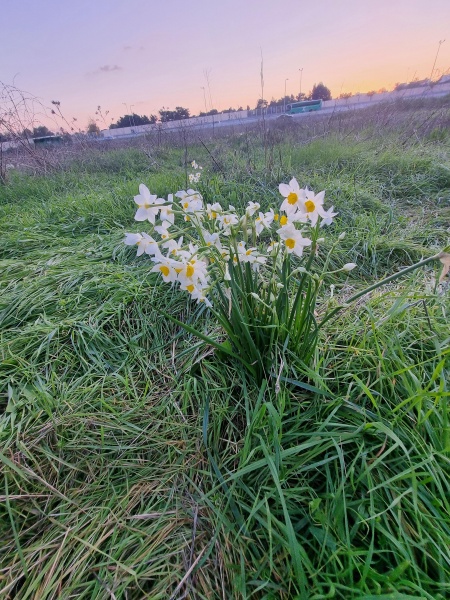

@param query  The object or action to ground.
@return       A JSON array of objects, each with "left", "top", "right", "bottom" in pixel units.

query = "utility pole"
[
  {"left": 284, "top": 78, "right": 289, "bottom": 113},
  {"left": 299, "top": 68, "right": 303, "bottom": 99},
  {"left": 130, "top": 105, "right": 135, "bottom": 127}
]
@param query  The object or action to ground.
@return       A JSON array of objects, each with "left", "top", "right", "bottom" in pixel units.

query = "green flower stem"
[{"left": 319, "top": 253, "right": 442, "bottom": 330}]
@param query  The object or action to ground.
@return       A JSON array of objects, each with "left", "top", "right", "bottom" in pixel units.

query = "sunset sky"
[{"left": 1, "top": 0, "right": 449, "bottom": 131}]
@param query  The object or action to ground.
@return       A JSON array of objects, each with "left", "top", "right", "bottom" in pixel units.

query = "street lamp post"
[
  {"left": 122, "top": 103, "right": 130, "bottom": 127},
  {"left": 284, "top": 78, "right": 289, "bottom": 113},
  {"left": 299, "top": 68, "right": 303, "bottom": 99},
  {"left": 130, "top": 105, "right": 135, "bottom": 127}
]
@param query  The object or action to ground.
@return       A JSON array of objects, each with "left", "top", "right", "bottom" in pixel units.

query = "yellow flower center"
[
  {"left": 305, "top": 200, "right": 315, "bottom": 213},
  {"left": 287, "top": 192, "right": 298, "bottom": 205},
  {"left": 174, "top": 267, "right": 183, "bottom": 273},
  {"left": 280, "top": 215, "right": 288, "bottom": 226},
  {"left": 186, "top": 264, "right": 195, "bottom": 278},
  {"left": 212, "top": 211, "right": 217, "bottom": 219},
  {"left": 274, "top": 214, "right": 279, "bottom": 221},
  {"left": 160, "top": 265, "right": 170, "bottom": 277},
  {"left": 183, "top": 202, "right": 189, "bottom": 209},
  {"left": 207, "top": 241, "right": 211, "bottom": 246},
  {"left": 246, "top": 250, "right": 252, "bottom": 255},
  {"left": 143, "top": 203, "right": 151, "bottom": 209},
  {"left": 285, "top": 238, "right": 296, "bottom": 249},
  {"left": 186, "top": 284, "right": 195, "bottom": 293}
]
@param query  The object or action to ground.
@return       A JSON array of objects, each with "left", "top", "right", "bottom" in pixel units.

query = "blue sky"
[{"left": 1, "top": 0, "right": 449, "bottom": 130}]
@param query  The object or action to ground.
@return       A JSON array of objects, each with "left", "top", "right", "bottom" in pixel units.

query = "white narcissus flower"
[
  {"left": 155, "top": 221, "right": 172, "bottom": 241},
  {"left": 191, "top": 160, "right": 199, "bottom": 169},
  {"left": 124, "top": 232, "right": 159, "bottom": 257},
  {"left": 189, "top": 173, "right": 201, "bottom": 184},
  {"left": 176, "top": 189, "right": 203, "bottom": 213},
  {"left": 163, "top": 236, "right": 184, "bottom": 257},
  {"left": 279, "top": 178, "right": 306, "bottom": 215},
  {"left": 320, "top": 205, "right": 338, "bottom": 227},
  {"left": 134, "top": 184, "right": 164, "bottom": 223},
  {"left": 124, "top": 232, "right": 143, "bottom": 249},
  {"left": 177, "top": 259, "right": 209, "bottom": 288},
  {"left": 237, "top": 242, "right": 267, "bottom": 271},
  {"left": 255, "top": 209, "right": 275, "bottom": 235},
  {"left": 246, "top": 201, "right": 260, "bottom": 216},
  {"left": 291, "top": 188, "right": 328, "bottom": 227},
  {"left": 206, "top": 202, "right": 222, "bottom": 219},
  {"left": 159, "top": 195, "right": 175, "bottom": 224},
  {"left": 277, "top": 224, "right": 312, "bottom": 257},
  {"left": 202, "top": 231, "right": 222, "bottom": 251},
  {"left": 217, "top": 213, "right": 239, "bottom": 235},
  {"left": 150, "top": 258, "right": 178, "bottom": 283},
  {"left": 179, "top": 279, "right": 211, "bottom": 307}
]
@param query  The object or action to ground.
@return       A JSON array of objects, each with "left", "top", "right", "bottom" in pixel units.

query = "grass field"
[{"left": 1, "top": 109, "right": 450, "bottom": 598}]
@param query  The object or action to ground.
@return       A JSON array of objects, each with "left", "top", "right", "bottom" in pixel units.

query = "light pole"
[
  {"left": 299, "top": 68, "right": 303, "bottom": 99},
  {"left": 201, "top": 87, "right": 207, "bottom": 114},
  {"left": 284, "top": 78, "right": 289, "bottom": 113},
  {"left": 430, "top": 39, "right": 445, "bottom": 81},
  {"left": 130, "top": 105, "right": 135, "bottom": 127},
  {"left": 122, "top": 103, "right": 130, "bottom": 127}
]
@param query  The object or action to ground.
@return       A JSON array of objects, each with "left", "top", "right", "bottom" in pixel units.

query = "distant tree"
[
  {"left": 110, "top": 113, "right": 154, "bottom": 129},
  {"left": 339, "top": 92, "right": 352, "bottom": 100},
  {"left": 311, "top": 82, "right": 332, "bottom": 101},
  {"left": 256, "top": 98, "right": 268, "bottom": 109},
  {"left": 32, "top": 125, "right": 54, "bottom": 138},
  {"left": 159, "top": 106, "right": 190, "bottom": 122},
  {"left": 295, "top": 93, "right": 307, "bottom": 101},
  {"left": 87, "top": 120, "right": 100, "bottom": 135},
  {"left": 367, "top": 90, "right": 377, "bottom": 99}
]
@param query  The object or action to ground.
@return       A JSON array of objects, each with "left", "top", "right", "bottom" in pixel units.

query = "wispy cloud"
[
  {"left": 122, "top": 45, "right": 145, "bottom": 52},
  {"left": 99, "top": 64, "right": 122, "bottom": 72},
  {"left": 87, "top": 65, "right": 122, "bottom": 77}
]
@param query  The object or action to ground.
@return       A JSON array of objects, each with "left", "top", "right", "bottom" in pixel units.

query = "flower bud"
[
  {"left": 342, "top": 262, "right": 357, "bottom": 271},
  {"left": 317, "top": 237, "right": 325, "bottom": 243},
  {"left": 338, "top": 232, "right": 346, "bottom": 240}
]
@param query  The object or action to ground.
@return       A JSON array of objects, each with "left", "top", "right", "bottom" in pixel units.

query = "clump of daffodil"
[
  {"left": 124, "top": 175, "right": 341, "bottom": 308},
  {"left": 122, "top": 172, "right": 350, "bottom": 380}
]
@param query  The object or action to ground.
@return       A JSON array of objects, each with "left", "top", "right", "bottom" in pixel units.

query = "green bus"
[{"left": 286, "top": 100, "right": 323, "bottom": 114}]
